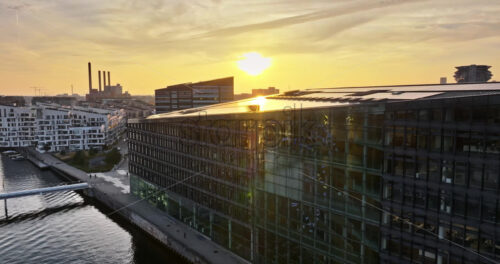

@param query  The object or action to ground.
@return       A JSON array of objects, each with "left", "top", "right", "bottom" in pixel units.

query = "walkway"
[{"left": 32, "top": 150, "right": 247, "bottom": 264}]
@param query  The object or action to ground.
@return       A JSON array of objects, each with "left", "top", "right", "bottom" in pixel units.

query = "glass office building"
[{"left": 128, "top": 82, "right": 500, "bottom": 264}]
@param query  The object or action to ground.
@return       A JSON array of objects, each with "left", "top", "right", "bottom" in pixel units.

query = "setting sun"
[{"left": 237, "top": 52, "right": 272, "bottom": 76}]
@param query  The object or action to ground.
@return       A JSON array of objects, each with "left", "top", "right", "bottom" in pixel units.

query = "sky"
[{"left": 0, "top": 0, "right": 499, "bottom": 96}]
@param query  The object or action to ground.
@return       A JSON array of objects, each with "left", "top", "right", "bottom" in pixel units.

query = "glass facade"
[
  {"left": 128, "top": 90, "right": 500, "bottom": 264},
  {"left": 381, "top": 96, "right": 500, "bottom": 264}
]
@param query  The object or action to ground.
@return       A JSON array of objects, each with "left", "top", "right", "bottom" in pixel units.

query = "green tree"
[
  {"left": 43, "top": 142, "right": 52, "bottom": 152},
  {"left": 105, "top": 148, "right": 121, "bottom": 166},
  {"left": 89, "top": 148, "right": 98, "bottom": 156},
  {"left": 73, "top": 150, "right": 86, "bottom": 166}
]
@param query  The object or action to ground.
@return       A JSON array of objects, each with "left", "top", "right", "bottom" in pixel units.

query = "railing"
[{"left": 1, "top": 183, "right": 90, "bottom": 218}]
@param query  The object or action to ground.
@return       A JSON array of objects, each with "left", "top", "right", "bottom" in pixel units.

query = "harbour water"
[{"left": 0, "top": 155, "right": 188, "bottom": 264}]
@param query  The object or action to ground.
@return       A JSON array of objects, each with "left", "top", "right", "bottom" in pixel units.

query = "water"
[{"left": 0, "top": 155, "right": 188, "bottom": 264}]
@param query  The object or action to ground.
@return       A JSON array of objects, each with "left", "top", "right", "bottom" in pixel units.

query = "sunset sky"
[{"left": 1, "top": 0, "right": 499, "bottom": 96}]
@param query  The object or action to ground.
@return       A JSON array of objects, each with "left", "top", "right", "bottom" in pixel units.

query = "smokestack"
[
  {"left": 103, "top": 71, "right": 107, "bottom": 91},
  {"left": 98, "top": 70, "right": 102, "bottom": 92},
  {"left": 88, "top": 62, "right": 92, "bottom": 93},
  {"left": 107, "top": 71, "right": 111, "bottom": 86}
]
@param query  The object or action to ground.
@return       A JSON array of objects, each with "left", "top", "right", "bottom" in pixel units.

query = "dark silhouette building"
[
  {"left": 252, "top": 87, "right": 280, "bottom": 97},
  {"left": 0, "top": 96, "right": 25, "bottom": 107},
  {"left": 155, "top": 77, "right": 234, "bottom": 114},
  {"left": 31, "top": 96, "right": 76, "bottom": 106},
  {"left": 454, "top": 65, "right": 492, "bottom": 83},
  {"left": 234, "top": 93, "right": 252, "bottom": 100},
  {"left": 129, "top": 82, "right": 500, "bottom": 264}
]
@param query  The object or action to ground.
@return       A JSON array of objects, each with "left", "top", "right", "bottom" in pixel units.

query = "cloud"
[
  {"left": 1, "top": 0, "right": 500, "bottom": 95},
  {"left": 197, "top": 0, "right": 424, "bottom": 39}
]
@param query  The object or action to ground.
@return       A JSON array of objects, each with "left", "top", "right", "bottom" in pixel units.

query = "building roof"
[
  {"left": 156, "top": 77, "right": 234, "bottom": 92},
  {"left": 142, "top": 82, "right": 500, "bottom": 121}
]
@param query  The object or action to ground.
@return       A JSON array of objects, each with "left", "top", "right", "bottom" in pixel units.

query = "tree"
[
  {"left": 89, "top": 148, "right": 98, "bottom": 156},
  {"left": 105, "top": 148, "right": 121, "bottom": 165},
  {"left": 43, "top": 142, "right": 52, "bottom": 152},
  {"left": 73, "top": 150, "right": 86, "bottom": 166}
]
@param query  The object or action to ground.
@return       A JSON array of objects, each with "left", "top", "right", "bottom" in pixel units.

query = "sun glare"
[{"left": 237, "top": 52, "right": 271, "bottom": 76}]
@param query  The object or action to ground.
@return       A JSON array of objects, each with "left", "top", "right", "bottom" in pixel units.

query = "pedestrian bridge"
[{"left": 1, "top": 182, "right": 90, "bottom": 218}]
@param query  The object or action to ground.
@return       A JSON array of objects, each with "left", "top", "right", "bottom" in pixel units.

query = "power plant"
[{"left": 86, "top": 62, "right": 128, "bottom": 101}]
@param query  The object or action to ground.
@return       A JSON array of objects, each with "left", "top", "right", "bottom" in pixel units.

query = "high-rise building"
[
  {"left": 454, "top": 65, "right": 493, "bottom": 83},
  {"left": 129, "top": 82, "right": 500, "bottom": 264},
  {"left": 154, "top": 77, "right": 234, "bottom": 114}
]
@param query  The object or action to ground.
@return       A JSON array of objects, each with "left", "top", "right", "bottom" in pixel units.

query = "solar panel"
[{"left": 148, "top": 83, "right": 500, "bottom": 120}]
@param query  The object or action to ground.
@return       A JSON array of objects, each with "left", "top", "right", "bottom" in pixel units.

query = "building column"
[
  {"left": 4, "top": 199, "right": 7, "bottom": 219},
  {"left": 178, "top": 199, "right": 183, "bottom": 221},
  {"left": 193, "top": 205, "right": 197, "bottom": 228},
  {"left": 228, "top": 220, "right": 232, "bottom": 249},
  {"left": 250, "top": 229, "right": 254, "bottom": 261},
  {"left": 209, "top": 212, "right": 213, "bottom": 237}
]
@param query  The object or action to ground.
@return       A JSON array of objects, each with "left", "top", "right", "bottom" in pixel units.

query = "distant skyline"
[{"left": 1, "top": 0, "right": 499, "bottom": 96}]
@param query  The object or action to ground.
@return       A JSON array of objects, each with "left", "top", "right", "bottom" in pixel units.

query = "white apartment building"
[
  {"left": 0, "top": 104, "right": 125, "bottom": 152},
  {"left": 0, "top": 106, "right": 36, "bottom": 148}
]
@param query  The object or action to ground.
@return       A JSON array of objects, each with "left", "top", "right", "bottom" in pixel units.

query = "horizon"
[
  {"left": 1, "top": 0, "right": 499, "bottom": 96},
  {"left": 4, "top": 77, "right": 500, "bottom": 97}
]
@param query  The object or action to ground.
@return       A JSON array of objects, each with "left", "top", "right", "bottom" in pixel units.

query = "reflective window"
[
  {"left": 469, "top": 163, "right": 483, "bottom": 188},
  {"left": 454, "top": 162, "right": 467, "bottom": 186}
]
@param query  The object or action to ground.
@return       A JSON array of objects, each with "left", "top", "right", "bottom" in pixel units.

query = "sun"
[{"left": 237, "top": 52, "right": 271, "bottom": 76}]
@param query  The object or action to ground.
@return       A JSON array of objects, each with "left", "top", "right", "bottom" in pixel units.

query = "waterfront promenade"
[{"left": 30, "top": 150, "right": 247, "bottom": 264}]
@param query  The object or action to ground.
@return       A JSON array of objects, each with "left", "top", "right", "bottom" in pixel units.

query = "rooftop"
[
  {"left": 156, "top": 76, "right": 234, "bottom": 92},
  {"left": 143, "top": 82, "right": 500, "bottom": 120}
]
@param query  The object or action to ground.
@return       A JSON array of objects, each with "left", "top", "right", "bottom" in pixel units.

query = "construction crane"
[{"left": 31, "top": 86, "right": 43, "bottom": 96}]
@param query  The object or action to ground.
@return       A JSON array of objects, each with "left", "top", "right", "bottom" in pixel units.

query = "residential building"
[
  {"left": 128, "top": 82, "right": 500, "bottom": 264},
  {"left": 0, "top": 104, "right": 125, "bottom": 151},
  {"left": 155, "top": 77, "right": 234, "bottom": 114},
  {"left": 0, "top": 106, "right": 36, "bottom": 148}
]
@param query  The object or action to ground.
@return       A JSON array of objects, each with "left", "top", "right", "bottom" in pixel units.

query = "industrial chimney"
[
  {"left": 107, "top": 71, "right": 111, "bottom": 86},
  {"left": 88, "top": 62, "right": 92, "bottom": 93},
  {"left": 98, "top": 70, "right": 102, "bottom": 92},
  {"left": 103, "top": 71, "right": 107, "bottom": 91}
]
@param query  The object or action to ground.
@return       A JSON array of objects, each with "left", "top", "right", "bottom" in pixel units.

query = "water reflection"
[{"left": 0, "top": 156, "right": 188, "bottom": 264}]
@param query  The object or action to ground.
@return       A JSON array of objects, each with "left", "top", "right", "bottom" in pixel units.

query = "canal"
[{"left": 0, "top": 155, "right": 189, "bottom": 264}]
